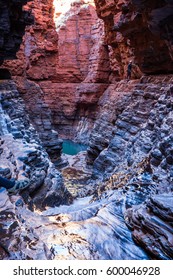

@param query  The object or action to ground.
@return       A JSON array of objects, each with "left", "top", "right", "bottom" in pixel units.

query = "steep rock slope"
[
  {"left": 1, "top": 76, "right": 173, "bottom": 260},
  {"left": 0, "top": 0, "right": 33, "bottom": 65},
  {"left": 94, "top": 0, "right": 173, "bottom": 76},
  {"left": 3, "top": 0, "right": 111, "bottom": 147},
  {"left": 0, "top": 0, "right": 173, "bottom": 260},
  {"left": 0, "top": 80, "right": 71, "bottom": 209},
  {"left": 2, "top": 0, "right": 63, "bottom": 164},
  {"left": 87, "top": 75, "right": 173, "bottom": 259}
]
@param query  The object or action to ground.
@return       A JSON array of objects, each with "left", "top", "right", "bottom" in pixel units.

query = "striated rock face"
[
  {"left": 0, "top": 182, "right": 150, "bottom": 260},
  {"left": 88, "top": 75, "right": 173, "bottom": 180},
  {"left": 126, "top": 194, "right": 173, "bottom": 259},
  {"left": 0, "top": 80, "right": 72, "bottom": 209},
  {"left": 0, "top": 0, "right": 173, "bottom": 261},
  {"left": 94, "top": 0, "right": 173, "bottom": 76},
  {"left": 0, "top": 189, "right": 52, "bottom": 260},
  {"left": 0, "top": 0, "right": 33, "bottom": 65},
  {"left": 2, "top": 0, "right": 63, "bottom": 163},
  {"left": 3, "top": 0, "right": 110, "bottom": 148},
  {"left": 86, "top": 74, "right": 173, "bottom": 259}
]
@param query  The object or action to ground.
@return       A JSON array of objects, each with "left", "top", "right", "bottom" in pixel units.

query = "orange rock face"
[
  {"left": 4, "top": 0, "right": 58, "bottom": 80},
  {"left": 2, "top": 0, "right": 173, "bottom": 155},
  {"left": 94, "top": 0, "right": 173, "bottom": 75},
  {"left": 3, "top": 0, "right": 111, "bottom": 146}
]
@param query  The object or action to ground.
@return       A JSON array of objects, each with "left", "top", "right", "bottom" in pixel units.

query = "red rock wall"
[
  {"left": 94, "top": 0, "right": 173, "bottom": 76},
  {"left": 3, "top": 0, "right": 111, "bottom": 145},
  {"left": 3, "top": 0, "right": 58, "bottom": 80},
  {"left": 3, "top": 0, "right": 173, "bottom": 149}
]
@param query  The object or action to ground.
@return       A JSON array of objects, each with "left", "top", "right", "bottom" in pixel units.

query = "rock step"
[
  {"left": 88, "top": 75, "right": 173, "bottom": 176},
  {"left": 148, "top": 194, "right": 173, "bottom": 223},
  {"left": 134, "top": 211, "right": 173, "bottom": 259},
  {"left": 140, "top": 75, "right": 173, "bottom": 84},
  {"left": 126, "top": 193, "right": 173, "bottom": 259}
]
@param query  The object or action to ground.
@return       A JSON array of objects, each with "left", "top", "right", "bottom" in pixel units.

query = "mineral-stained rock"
[
  {"left": 94, "top": 0, "right": 173, "bottom": 76},
  {"left": 125, "top": 193, "right": 173, "bottom": 259},
  {"left": 0, "top": 0, "right": 173, "bottom": 261},
  {"left": 0, "top": 80, "right": 72, "bottom": 209},
  {"left": 2, "top": 0, "right": 111, "bottom": 148},
  {"left": 0, "top": 189, "right": 52, "bottom": 260}
]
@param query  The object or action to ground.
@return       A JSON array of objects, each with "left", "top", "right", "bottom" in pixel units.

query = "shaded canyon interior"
[{"left": 0, "top": 0, "right": 173, "bottom": 260}]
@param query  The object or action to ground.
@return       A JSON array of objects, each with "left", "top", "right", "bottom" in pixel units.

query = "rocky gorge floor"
[{"left": 0, "top": 75, "right": 173, "bottom": 260}]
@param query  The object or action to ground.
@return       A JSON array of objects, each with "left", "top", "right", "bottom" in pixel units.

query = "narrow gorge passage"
[
  {"left": 33, "top": 183, "right": 152, "bottom": 260},
  {"left": 0, "top": 0, "right": 173, "bottom": 261}
]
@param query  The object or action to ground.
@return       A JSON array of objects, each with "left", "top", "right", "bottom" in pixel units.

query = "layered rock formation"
[
  {"left": 0, "top": 0, "right": 173, "bottom": 261},
  {"left": 0, "top": 176, "right": 150, "bottom": 260},
  {"left": 94, "top": 0, "right": 173, "bottom": 76},
  {"left": 0, "top": 0, "right": 33, "bottom": 65},
  {"left": 87, "top": 74, "right": 173, "bottom": 259},
  {"left": 2, "top": 0, "right": 111, "bottom": 151},
  {"left": 0, "top": 189, "right": 52, "bottom": 259},
  {"left": 1, "top": 75, "right": 173, "bottom": 260},
  {"left": 0, "top": 80, "right": 71, "bottom": 209},
  {"left": 126, "top": 194, "right": 173, "bottom": 259},
  {"left": 2, "top": 0, "right": 63, "bottom": 164}
]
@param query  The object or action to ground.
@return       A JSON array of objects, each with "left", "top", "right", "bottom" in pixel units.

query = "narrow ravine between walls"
[
  {"left": 0, "top": 0, "right": 173, "bottom": 260},
  {"left": 1, "top": 75, "right": 173, "bottom": 260}
]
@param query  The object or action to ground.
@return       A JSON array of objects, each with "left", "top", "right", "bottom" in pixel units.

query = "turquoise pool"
[{"left": 62, "top": 139, "right": 88, "bottom": 155}]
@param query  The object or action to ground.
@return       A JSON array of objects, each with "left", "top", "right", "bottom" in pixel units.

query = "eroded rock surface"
[
  {"left": 126, "top": 194, "right": 173, "bottom": 259},
  {"left": 94, "top": 0, "right": 173, "bottom": 76},
  {"left": 0, "top": 0, "right": 33, "bottom": 65},
  {"left": 0, "top": 80, "right": 71, "bottom": 209},
  {"left": 0, "top": 189, "right": 51, "bottom": 260},
  {"left": 0, "top": 183, "right": 151, "bottom": 260},
  {"left": 3, "top": 0, "right": 110, "bottom": 147},
  {"left": 86, "top": 74, "right": 173, "bottom": 259},
  {"left": 0, "top": 0, "right": 173, "bottom": 261}
]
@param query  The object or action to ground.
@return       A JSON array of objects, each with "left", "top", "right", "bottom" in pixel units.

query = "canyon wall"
[
  {"left": 86, "top": 74, "right": 173, "bottom": 259},
  {"left": 94, "top": 0, "right": 173, "bottom": 76},
  {"left": 3, "top": 0, "right": 173, "bottom": 152},
  {"left": 0, "top": 0, "right": 173, "bottom": 260},
  {"left": 85, "top": 0, "right": 173, "bottom": 258},
  {"left": 2, "top": 0, "right": 111, "bottom": 151},
  {"left": 0, "top": 80, "right": 71, "bottom": 210},
  {"left": 0, "top": 0, "right": 33, "bottom": 66}
]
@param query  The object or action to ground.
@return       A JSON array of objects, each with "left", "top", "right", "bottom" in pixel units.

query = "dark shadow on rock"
[{"left": 0, "top": 69, "right": 11, "bottom": 80}]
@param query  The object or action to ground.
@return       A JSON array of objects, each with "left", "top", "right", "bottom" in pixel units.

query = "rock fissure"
[{"left": 0, "top": 0, "right": 173, "bottom": 260}]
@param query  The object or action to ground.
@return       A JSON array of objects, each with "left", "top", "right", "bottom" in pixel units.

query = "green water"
[{"left": 62, "top": 140, "right": 88, "bottom": 155}]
